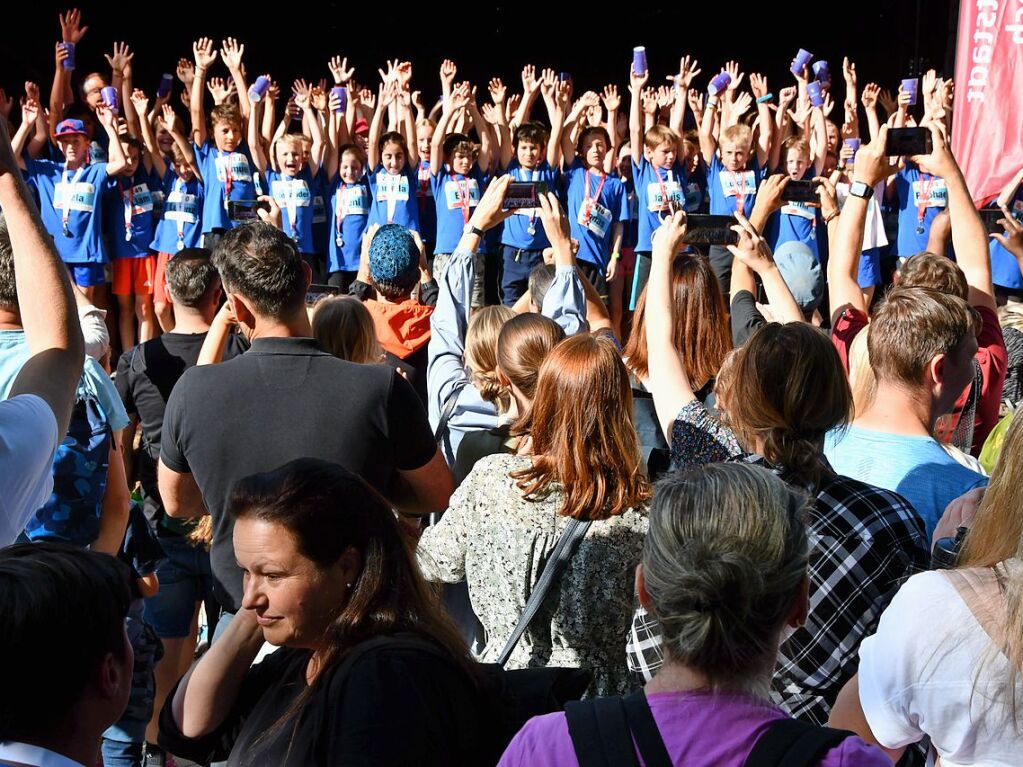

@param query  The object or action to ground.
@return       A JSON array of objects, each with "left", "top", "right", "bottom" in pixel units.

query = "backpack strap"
[
  {"left": 621, "top": 690, "right": 673, "bottom": 767},
  {"left": 743, "top": 718, "right": 854, "bottom": 767},
  {"left": 565, "top": 698, "right": 640, "bottom": 767}
]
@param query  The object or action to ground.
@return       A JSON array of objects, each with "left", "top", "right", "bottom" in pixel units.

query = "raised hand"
[
  {"left": 778, "top": 85, "right": 797, "bottom": 108},
  {"left": 54, "top": 42, "right": 71, "bottom": 69},
  {"left": 360, "top": 88, "right": 376, "bottom": 111},
  {"left": 749, "top": 72, "right": 769, "bottom": 100},
  {"left": 480, "top": 103, "right": 501, "bottom": 125},
  {"left": 655, "top": 85, "right": 674, "bottom": 110},
  {"left": 630, "top": 61, "right": 649, "bottom": 93},
  {"left": 395, "top": 61, "right": 413, "bottom": 87},
  {"left": 130, "top": 88, "right": 149, "bottom": 115},
  {"left": 310, "top": 85, "right": 327, "bottom": 113},
  {"left": 723, "top": 60, "right": 745, "bottom": 92},
  {"left": 293, "top": 78, "right": 310, "bottom": 99},
  {"left": 207, "top": 77, "right": 235, "bottom": 105},
  {"left": 488, "top": 77, "right": 506, "bottom": 105},
  {"left": 686, "top": 88, "right": 703, "bottom": 114},
  {"left": 0, "top": 90, "right": 11, "bottom": 120},
  {"left": 446, "top": 81, "right": 471, "bottom": 113},
  {"left": 24, "top": 81, "right": 40, "bottom": 104},
  {"left": 105, "top": 42, "right": 133, "bottom": 76},
  {"left": 293, "top": 85, "right": 311, "bottom": 112},
  {"left": 21, "top": 98, "right": 40, "bottom": 126},
  {"left": 728, "top": 210, "right": 776, "bottom": 273},
  {"left": 877, "top": 87, "right": 896, "bottom": 116},
  {"left": 220, "top": 38, "right": 245, "bottom": 71},
  {"left": 861, "top": 83, "right": 880, "bottom": 109},
  {"left": 161, "top": 104, "right": 178, "bottom": 133},
  {"left": 329, "top": 55, "right": 355, "bottom": 85},
  {"left": 852, "top": 125, "right": 898, "bottom": 186},
  {"left": 539, "top": 68, "right": 558, "bottom": 102},
  {"left": 677, "top": 55, "right": 702, "bottom": 90},
  {"left": 95, "top": 102, "right": 116, "bottom": 129},
  {"left": 822, "top": 91, "right": 835, "bottom": 117},
  {"left": 521, "top": 64, "right": 539, "bottom": 94},
  {"left": 440, "top": 59, "right": 458, "bottom": 88},
  {"left": 991, "top": 204, "right": 1023, "bottom": 259},
  {"left": 843, "top": 56, "right": 858, "bottom": 91},
  {"left": 641, "top": 87, "right": 658, "bottom": 115},
  {"left": 59, "top": 8, "right": 88, "bottom": 44},
  {"left": 193, "top": 38, "right": 218, "bottom": 70},
  {"left": 602, "top": 84, "right": 621, "bottom": 112},
  {"left": 176, "top": 58, "right": 195, "bottom": 86},
  {"left": 732, "top": 91, "right": 753, "bottom": 118}
]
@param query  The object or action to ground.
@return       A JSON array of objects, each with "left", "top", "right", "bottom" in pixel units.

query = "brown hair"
[
  {"left": 465, "top": 305, "right": 515, "bottom": 407},
  {"left": 497, "top": 314, "right": 566, "bottom": 435},
  {"left": 782, "top": 135, "right": 810, "bottom": 160},
  {"left": 512, "top": 334, "right": 651, "bottom": 520},
  {"left": 725, "top": 323, "right": 851, "bottom": 487},
  {"left": 643, "top": 124, "right": 679, "bottom": 152},
  {"left": 209, "top": 103, "right": 242, "bottom": 131},
  {"left": 867, "top": 286, "right": 978, "bottom": 387},
  {"left": 624, "top": 254, "right": 731, "bottom": 388},
  {"left": 898, "top": 252, "right": 969, "bottom": 300},
  {"left": 312, "top": 296, "right": 384, "bottom": 365}
]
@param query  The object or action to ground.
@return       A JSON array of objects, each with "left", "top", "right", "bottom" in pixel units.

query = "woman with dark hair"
[
  {"left": 418, "top": 332, "right": 650, "bottom": 697},
  {"left": 159, "top": 458, "right": 491, "bottom": 766}
]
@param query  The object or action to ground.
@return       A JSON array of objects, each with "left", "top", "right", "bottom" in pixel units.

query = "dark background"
[{"left": 2, "top": 2, "right": 960, "bottom": 114}]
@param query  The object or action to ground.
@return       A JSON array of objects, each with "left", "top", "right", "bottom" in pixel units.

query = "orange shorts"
[
  {"left": 112, "top": 255, "right": 157, "bottom": 296},
  {"left": 153, "top": 252, "right": 173, "bottom": 304}
]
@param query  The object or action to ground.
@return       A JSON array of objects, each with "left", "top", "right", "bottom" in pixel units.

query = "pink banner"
[{"left": 952, "top": 1, "right": 1023, "bottom": 202}]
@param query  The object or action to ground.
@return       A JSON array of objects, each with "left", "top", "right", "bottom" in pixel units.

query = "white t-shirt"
[
  {"left": 0, "top": 394, "right": 59, "bottom": 546},
  {"left": 858, "top": 568, "right": 1023, "bottom": 767},
  {"left": 836, "top": 181, "right": 888, "bottom": 251}
]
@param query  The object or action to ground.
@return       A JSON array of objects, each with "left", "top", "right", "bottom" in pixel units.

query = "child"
[
  {"left": 250, "top": 86, "right": 325, "bottom": 277},
  {"left": 764, "top": 135, "right": 826, "bottom": 261},
  {"left": 367, "top": 75, "right": 420, "bottom": 233},
  {"left": 14, "top": 102, "right": 127, "bottom": 301},
  {"left": 416, "top": 118, "right": 437, "bottom": 257},
  {"left": 142, "top": 104, "right": 206, "bottom": 332},
  {"left": 326, "top": 144, "right": 371, "bottom": 291},
  {"left": 682, "top": 129, "right": 708, "bottom": 212},
  {"left": 189, "top": 38, "right": 259, "bottom": 239}
]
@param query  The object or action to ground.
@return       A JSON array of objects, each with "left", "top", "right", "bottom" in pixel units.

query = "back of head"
[
  {"left": 368, "top": 225, "right": 420, "bottom": 301},
  {"left": 528, "top": 263, "right": 556, "bottom": 310},
  {"left": 624, "top": 254, "right": 731, "bottom": 385},
  {"left": 0, "top": 543, "right": 132, "bottom": 741},
  {"left": 465, "top": 305, "right": 515, "bottom": 406},
  {"left": 516, "top": 333, "right": 650, "bottom": 519},
  {"left": 643, "top": 463, "right": 808, "bottom": 691},
  {"left": 212, "top": 222, "right": 306, "bottom": 320},
  {"left": 898, "top": 252, "right": 969, "bottom": 300},
  {"left": 312, "top": 296, "right": 383, "bottom": 364},
  {"left": 164, "top": 248, "right": 219, "bottom": 308},
  {"left": 497, "top": 313, "right": 566, "bottom": 431},
  {"left": 867, "top": 286, "right": 977, "bottom": 388},
  {"left": 0, "top": 214, "right": 16, "bottom": 311},
  {"left": 726, "top": 323, "right": 851, "bottom": 486}
]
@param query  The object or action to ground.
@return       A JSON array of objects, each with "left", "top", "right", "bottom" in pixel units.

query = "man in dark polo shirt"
[{"left": 158, "top": 222, "right": 453, "bottom": 616}]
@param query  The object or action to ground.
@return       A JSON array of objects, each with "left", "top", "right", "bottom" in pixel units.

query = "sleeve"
[
  {"left": 114, "top": 349, "right": 137, "bottom": 417},
  {"left": 416, "top": 460, "right": 487, "bottom": 582},
  {"left": 730, "top": 290, "right": 766, "bottom": 348},
  {"left": 159, "top": 371, "right": 192, "bottom": 473},
  {"left": 85, "top": 359, "right": 130, "bottom": 431},
  {"left": 348, "top": 279, "right": 376, "bottom": 301},
  {"left": 426, "top": 245, "right": 475, "bottom": 428},
  {"left": 386, "top": 370, "right": 438, "bottom": 471},
  {"left": 418, "top": 279, "right": 439, "bottom": 308},
  {"left": 670, "top": 400, "right": 743, "bottom": 470},
  {"left": 615, "top": 182, "right": 629, "bottom": 223},
  {"left": 541, "top": 265, "right": 588, "bottom": 336},
  {"left": 971, "top": 305, "right": 1009, "bottom": 452},
  {"left": 79, "top": 305, "right": 111, "bottom": 362},
  {"left": 830, "top": 308, "right": 869, "bottom": 374},
  {"left": 0, "top": 394, "right": 59, "bottom": 547},
  {"left": 496, "top": 713, "right": 569, "bottom": 767}
]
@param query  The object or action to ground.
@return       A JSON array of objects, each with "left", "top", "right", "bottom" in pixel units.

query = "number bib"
[
  {"left": 215, "top": 154, "right": 253, "bottom": 183},
  {"left": 719, "top": 170, "right": 757, "bottom": 199},
  {"left": 338, "top": 186, "right": 370, "bottom": 216},
  {"left": 271, "top": 179, "right": 311, "bottom": 206},
  {"left": 54, "top": 182, "right": 96, "bottom": 212},
  {"left": 376, "top": 173, "right": 410, "bottom": 201},
  {"left": 646, "top": 180, "right": 682, "bottom": 211},
  {"left": 164, "top": 192, "right": 199, "bottom": 223},
  {"left": 444, "top": 178, "right": 481, "bottom": 210},
  {"left": 126, "top": 183, "right": 154, "bottom": 215},
  {"left": 578, "top": 201, "right": 612, "bottom": 238},
  {"left": 911, "top": 179, "right": 948, "bottom": 208}
]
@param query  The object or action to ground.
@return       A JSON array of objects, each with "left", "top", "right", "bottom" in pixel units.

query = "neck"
[
  {"left": 373, "top": 290, "right": 413, "bottom": 307},
  {"left": 644, "top": 658, "right": 770, "bottom": 700},
  {"left": 19, "top": 723, "right": 100, "bottom": 767},
  {"left": 855, "top": 379, "right": 935, "bottom": 436},
  {"left": 169, "top": 308, "right": 213, "bottom": 335},
  {"left": 249, "top": 311, "right": 313, "bottom": 341},
  {"left": 65, "top": 158, "right": 84, "bottom": 171}
]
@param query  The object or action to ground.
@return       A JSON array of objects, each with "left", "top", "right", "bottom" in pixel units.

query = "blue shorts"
[
  {"left": 857, "top": 247, "right": 882, "bottom": 288},
  {"left": 143, "top": 533, "right": 215, "bottom": 638},
  {"left": 67, "top": 262, "right": 107, "bottom": 288}
]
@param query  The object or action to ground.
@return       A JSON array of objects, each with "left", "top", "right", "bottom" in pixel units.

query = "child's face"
[
  {"left": 417, "top": 125, "right": 434, "bottom": 159},
  {"left": 450, "top": 151, "right": 473, "bottom": 176},
  {"left": 581, "top": 134, "right": 607, "bottom": 170},
  {"left": 83, "top": 75, "right": 106, "bottom": 111},
  {"left": 275, "top": 141, "right": 305, "bottom": 177},
  {"left": 121, "top": 143, "right": 141, "bottom": 174},
  {"left": 516, "top": 140, "right": 542, "bottom": 170},
  {"left": 617, "top": 148, "right": 632, "bottom": 180},
  {"left": 683, "top": 140, "right": 700, "bottom": 174},
  {"left": 649, "top": 140, "right": 676, "bottom": 170},
  {"left": 340, "top": 152, "right": 364, "bottom": 184},
  {"left": 785, "top": 149, "right": 810, "bottom": 180},
  {"left": 720, "top": 140, "right": 748, "bottom": 172},
  {"left": 156, "top": 125, "right": 174, "bottom": 155},
  {"left": 381, "top": 140, "right": 406, "bottom": 174},
  {"left": 825, "top": 122, "right": 839, "bottom": 153},
  {"left": 213, "top": 119, "right": 241, "bottom": 153},
  {"left": 173, "top": 158, "right": 196, "bottom": 182},
  {"left": 57, "top": 134, "right": 89, "bottom": 167}
]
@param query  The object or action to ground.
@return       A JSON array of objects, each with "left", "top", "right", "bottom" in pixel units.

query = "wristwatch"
[
  {"left": 848, "top": 181, "right": 872, "bottom": 200},
  {"left": 462, "top": 223, "right": 484, "bottom": 238}
]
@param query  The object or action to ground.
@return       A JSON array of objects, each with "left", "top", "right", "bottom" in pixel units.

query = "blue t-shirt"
[
  {"left": 620, "top": 175, "right": 639, "bottom": 250},
  {"left": 416, "top": 159, "right": 437, "bottom": 244},
  {"left": 150, "top": 169, "right": 205, "bottom": 254},
  {"left": 24, "top": 160, "right": 109, "bottom": 265},
  {"left": 707, "top": 154, "right": 763, "bottom": 220},
  {"left": 367, "top": 163, "right": 420, "bottom": 232},
  {"left": 563, "top": 160, "right": 628, "bottom": 270},
  {"left": 684, "top": 164, "right": 709, "bottom": 213},
  {"left": 149, "top": 166, "right": 166, "bottom": 220},
  {"left": 764, "top": 169, "right": 820, "bottom": 261},
  {"left": 104, "top": 169, "right": 157, "bottom": 259},
  {"left": 990, "top": 189, "right": 1023, "bottom": 290},
  {"left": 311, "top": 174, "right": 330, "bottom": 257},
  {"left": 501, "top": 160, "right": 560, "bottom": 251},
  {"left": 193, "top": 140, "right": 259, "bottom": 234},
  {"left": 431, "top": 164, "right": 486, "bottom": 255},
  {"left": 824, "top": 425, "right": 988, "bottom": 538},
  {"left": 327, "top": 176, "right": 371, "bottom": 273},
  {"left": 267, "top": 166, "right": 319, "bottom": 254},
  {"left": 894, "top": 163, "right": 948, "bottom": 257},
  {"left": 632, "top": 155, "right": 688, "bottom": 253}
]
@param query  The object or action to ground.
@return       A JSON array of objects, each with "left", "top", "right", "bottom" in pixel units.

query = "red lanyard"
[
  {"left": 120, "top": 179, "right": 134, "bottom": 241},
  {"left": 729, "top": 170, "right": 748, "bottom": 212},
  {"left": 656, "top": 168, "right": 673, "bottom": 212},
  {"left": 220, "top": 151, "right": 233, "bottom": 210},
  {"left": 917, "top": 173, "right": 936, "bottom": 225},
  {"left": 453, "top": 175, "right": 473, "bottom": 224},
  {"left": 584, "top": 170, "right": 607, "bottom": 219}
]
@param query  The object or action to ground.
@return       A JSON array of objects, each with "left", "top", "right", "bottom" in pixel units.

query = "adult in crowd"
[
  {"left": 158, "top": 221, "right": 452, "bottom": 627},
  {"left": 0, "top": 543, "right": 134, "bottom": 767},
  {"left": 630, "top": 208, "right": 929, "bottom": 723},
  {"left": 830, "top": 411, "right": 1023, "bottom": 766},
  {"left": 160, "top": 459, "right": 493, "bottom": 766},
  {"left": 498, "top": 464, "right": 890, "bottom": 766},
  {"left": 0, "top": 115, "right": 84, "bottom": 545}
]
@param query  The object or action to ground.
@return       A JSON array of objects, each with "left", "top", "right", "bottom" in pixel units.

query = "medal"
[
  {"left": 63, "top": 224, "right": 73, "bottom": 238},
  {"left": 336, "top": 235, "right": 345, "bottom": 247},
  {"left": 916, "top": 223, "right": 925, "bottom": 235},
  {"left": 527, "top": 224, "right": 536, "bottom": 236}
]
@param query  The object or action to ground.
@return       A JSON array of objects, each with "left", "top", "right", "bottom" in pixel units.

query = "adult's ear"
[
  {"left": 301, "top": 258, "right": 313, "bottom": 289},
  {"left": 228, "top": 292, "right": 257, "bottom": 329},
  {"left": 786, "top": 575, "right": 810, "bottom": 629},
  {"left": 635, "top": 563, "right": 652, "bottom": 611}
]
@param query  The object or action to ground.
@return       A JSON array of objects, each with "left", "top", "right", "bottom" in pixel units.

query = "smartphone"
[
  {"left": 783, "top": 179, "right": 820, "bottom": 205},
  {"left": 979, "top": 208, "right": 1008, "bottom": 235},
  {"left": 682, "top": 214, "right": 740, "bottom": 246},
  {"left": 228, "top": 199, "right": 271, "bottom": 222},
  {"left": 885, "top": 127, "right": 933, "bottom": 157},
  {"left": 305, "top": 283, "right": 340, "bottom": 307},
  {"left": 503, "top": 181, "right": 548, "bottom": 210}
]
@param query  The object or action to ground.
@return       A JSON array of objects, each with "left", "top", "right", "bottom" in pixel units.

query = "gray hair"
[{"left": 643, "top": 463, "right": 809, "bottom": 693}]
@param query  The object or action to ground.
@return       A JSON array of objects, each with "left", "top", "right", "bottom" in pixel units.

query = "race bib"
[
  {"left": 912, "top": 179, "right": 948, "bottom": 208},
  {"left": 646, "top": 180, "right": 682, "bottom": 211},
  {"left": 54, "top": 182, "right": 96, "bottom": 213},
  {"left": 215, "top": 153, "right": 253, "bottom": 183},
  {"left": 127, "top": 183, "right": 155, "bottom": 215},
  {"left": 271, "top": 179, "right": 311, "bottom": 207},
  {"left": 444, "top": 178, "right": 481, "bottom": 211},
  {"left": 376, "top": 173, "right": 410, "bottom": 202},
  {"left": 719, "top": 170, "right": 757, "bottom": 199},
  {"left": 165, "top": 192, "right": 199, "bottom": 223},
  {"left": 781, "top": 202, "right": 816, "bottom": 221},
  {"left": 338, "top": 186, "right": 370, "bottom": 216},
  {"left": 312, "top": 195, "right": 327, "bottom": 224},
  {"left": 578, "top": 201, "right": 612, "bottom": 238},
  {"left": 417, "top": 167, "right": 433, "bottom": 197}
]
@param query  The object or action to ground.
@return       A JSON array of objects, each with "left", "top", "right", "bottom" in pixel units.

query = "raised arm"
[
  {"left": 294, "top": 90, "right": 325, "bottom": 177},
  {"left": 49, "top": 42, "right": 71, "bottom": 139},
  {"left": 629, "top": 63, "right": 650, "bottom": 166},
  {"left": 749, "top": 73, "right": 773, "bottom": 168},
  {"left": 730, "top": 210, "right": 803, "bottom": 325},
  {"left": 190, "top": 38, "right": 217, "bottom": 146},
  {"left": 220, "top": 38, "right": 250, "bottom": 121},
  {"left": 162, "top": 105, "right": 201, "bottom": 181},
  {"left": 11, "top": 101, "right": 39, "bottom": 171},
  {"left": 512, "top": 65, "right": 541, "bottom": 132},
  {"left": 131, "top": 91, "right": 166, "bottom": 179},
  {"left": 810, "top": 100, "right": 828, "bottom": 176},
  {"left": 540, "top": 71, "right": 566, "bottom": 168},
  {"left": 367, "top": 82, "right": 397, "bottom": 171},
  {"left": 115, "top": 45, "right": 143, "bottom": 140},
  {"left": 996, "top": 165, "right": 1023, "bottom": 208},
  {"left": 247, "top": 93, "right": 267, "bottom": 174}
]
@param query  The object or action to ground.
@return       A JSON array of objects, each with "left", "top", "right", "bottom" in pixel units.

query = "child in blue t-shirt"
[
  {"left": 764, "top": 135, "right": 826, "bottom": 261},
  {"left": 15, "top": 104, "right": 127, "bottom": 299},
  {"left": 189, "top": 38, "right": 259, "bottom": 237},
  {"left": 325, "top": 144, "right": 371, "bottom": 290},
  {"left": 416, "top": 119, "right": 437, "bottom": 254},
  {"left": 366, "top": 81, "right": 420, "bottom": 232},
  {"left": 892, "top": 162, "right": 948, "bottom": 257}
]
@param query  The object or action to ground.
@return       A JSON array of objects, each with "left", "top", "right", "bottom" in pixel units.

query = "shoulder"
[
  {"left": 816, "top": 475, "right": 921, "bottom": 528},
  {"left": 821, "top": 735, "right": 893, "bottom": 766},
  {"left": 497, "top": 711, "right": 571, "bottom": 767},
  {"left": 468, "top": 452, "right": 530, "bottom": 482}
]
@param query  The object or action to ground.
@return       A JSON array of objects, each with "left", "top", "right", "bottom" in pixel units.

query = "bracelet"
[
  {"left": 755, "top": 93, "right": 774, "bottom": 104},
  {"left": 611, "top": 251, "right": 622, "bottom": 261},
  {"left": 823, "top": 210, "right": 839, "bottom": 224},
  {"left": 707, "top": 98, "right": 719, "bottom": 110}
]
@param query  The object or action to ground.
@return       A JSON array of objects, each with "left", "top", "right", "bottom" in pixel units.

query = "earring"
[{"left": 346, "top": 582, "right": 353, "bottom": 589}]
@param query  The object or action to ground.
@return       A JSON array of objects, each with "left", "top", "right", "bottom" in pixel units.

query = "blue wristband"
[{"left": 755, "top": 93, "right": 774, "bottom": 104}]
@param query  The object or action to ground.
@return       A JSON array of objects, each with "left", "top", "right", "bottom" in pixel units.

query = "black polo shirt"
[{"left": 160, "top": 336, "right": 437, "bottom": 612}]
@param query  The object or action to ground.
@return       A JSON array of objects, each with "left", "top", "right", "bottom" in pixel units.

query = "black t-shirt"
[
  {"left": 730, "top": 289, "right": 767, "bottom": 348},
  {"left": 116, "top": 331, "right": 249, "bottom": 530},
  {"left": 159, "top": 639, "right": 492, "bottom": 766},
  {"left": 160, "top": 336, "right": 437, "bottom": 612}
]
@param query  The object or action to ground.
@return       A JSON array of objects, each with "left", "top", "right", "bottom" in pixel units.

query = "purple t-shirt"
[{"left": 497, "top": 691, "right": 889, "bottom": 767}]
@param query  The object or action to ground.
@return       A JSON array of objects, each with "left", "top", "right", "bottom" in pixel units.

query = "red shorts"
[
  {"left": 153, "top": 252, "right": 173, "bottom": 304},
  {"left": 112, "top": 255, "right": 157, "bottom": 296}
]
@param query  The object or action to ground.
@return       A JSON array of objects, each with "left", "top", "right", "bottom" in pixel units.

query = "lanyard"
[
  {"left": 453, "top": 173, "right": 473, "bottom": 224},
  {"left": 656, "top": 168, "right": 675, "bottom": 218},
  {"left": 519, "top": 165, "right": 539, "bottom": 230},
  {"left": 728, "top": 170, "right": 748, "bottom": 213},
  {"left": 173, "top": 177, "right": 186, "bottom": 250},
  {"left": 281, "top": 177, "right": 299, "bottom": 241},
  {"left": 584, "top": 169, "right": 607, "bottom": 221},
  {"left": 381, "top": 171, "right": 401, "bottom": 224},
  {"left": 120, "top": 179, "right": 135, "bottom": 242},
  {"left": 336, "top": 183, "right": 357, "bottom": 245},
  {"left": 917, "top": 172, "right": 936, "bottom": 225},
  {"left": 418, "top": 162, "right": 430, "bottom": 199},
  {"left": 60, "top": 165, "right": 87, "bottom": 235},
  {"left": 219, "top": 150, "right": 234, "bottom": 210}
]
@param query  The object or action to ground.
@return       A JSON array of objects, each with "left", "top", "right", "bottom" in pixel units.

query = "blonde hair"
[
  {"left": 311, "top": 296, "right": 383, "bottom": 365},
  {"left": 847, "top": 326, "right": 877, "bottom": 417},
  {"left": 465, "top": 305, "right": 514, "bottom": 408},
  {"left": 721, "top": 123, "right": 753, "bottom": 150}
]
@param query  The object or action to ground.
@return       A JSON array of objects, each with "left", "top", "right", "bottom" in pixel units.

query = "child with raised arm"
[
  {"left": 367, "top": 63, "right": 420, "bottom": 233},
  {"left": 144, "top": 103, "right": 205, "bottom": 331},
  {"left": 14, "top": 99, "right": 127, "bottom": 301},
  {"left": 189, "top": 37, "right": 259, "bottom": 240},
  {"left": 890, "top": 85, "right": 945, "bottom": 259}
]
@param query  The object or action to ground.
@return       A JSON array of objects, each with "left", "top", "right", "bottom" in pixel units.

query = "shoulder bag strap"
[
  {"left": 495, "top": 518, "right": 592, "bottom": 667},
  {"left": 565, "top": 697, "right": 640, "bottom": 767},
  {"left": 435, "top": 380, "right": 468, "bottom": 446},
  {"left": 743, "top": 718, "right": 853, "bottom": 767},
  {"left": 621, "top": 690, "right": 673, "bottom": 767}
]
